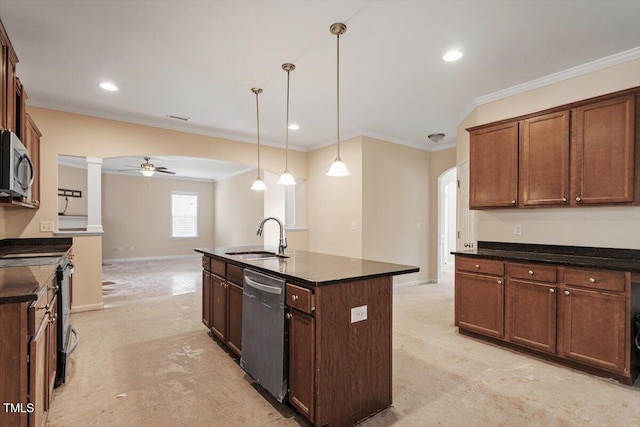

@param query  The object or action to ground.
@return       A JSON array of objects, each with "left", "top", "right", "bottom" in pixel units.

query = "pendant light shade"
[
  {"left": 327, "top": 22, "right": 350, "bottom": 177},
  {"left": 250, "top": 87, "right": 267, "bottom": 191},
  {"left": 278, "top": 63, "right": 296, "bottom": 186}
]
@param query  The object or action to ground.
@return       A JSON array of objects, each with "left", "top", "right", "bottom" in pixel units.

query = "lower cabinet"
[
  {"left": 288, "top": 309, "right": 315, "bottom": 421},
  {"left": 455, "top": 256, "right": 634, "bottom": 383},
  {"left": 200, "top": 256, "right": 242, "bottom": 357}
]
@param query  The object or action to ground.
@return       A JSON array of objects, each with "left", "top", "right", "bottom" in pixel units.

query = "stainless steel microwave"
[{"left": 0, "top": 130, "right": 34, "bottom": 198}]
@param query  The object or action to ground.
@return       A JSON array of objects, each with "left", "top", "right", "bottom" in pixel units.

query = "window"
[{"left": 171, "top": 192, "right": 198, "bottom": 238}]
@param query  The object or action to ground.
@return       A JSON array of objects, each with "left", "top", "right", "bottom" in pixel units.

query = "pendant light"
[
  {"left": 250, "top": 87, "right": 267, "bottom": 191},
  {"left": 326, "top": 22, "right": 351, "bottom": 177},
  {"left": 278, "top": 63, "right": 296, "bottom": 186}
]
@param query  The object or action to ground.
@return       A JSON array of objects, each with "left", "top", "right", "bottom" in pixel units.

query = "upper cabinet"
[
  {"left": 469, "top": 122, "right": 518, "bottom": 208},
  {"left": 468, "top": 88, "right": 639, "bottom": 210}
]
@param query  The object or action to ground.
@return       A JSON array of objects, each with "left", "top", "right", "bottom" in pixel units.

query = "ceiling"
[{"left": 2, "top": 1, "right": 639, "bottom": 157}]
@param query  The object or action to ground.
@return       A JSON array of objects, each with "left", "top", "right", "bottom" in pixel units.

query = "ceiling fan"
[{"left": 119, "top": 157, "right": 176, "bottom": 177}]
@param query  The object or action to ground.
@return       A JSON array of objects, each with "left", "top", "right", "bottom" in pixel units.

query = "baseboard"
[
  {"left": 102, "top": 254, "right": 201, "bottom": 263},
  {"left": 71, "top": 302, "right": 104, "bottom": 313},
  {"left": 393, "top": 279, "right": 431, "bottom": 289}
]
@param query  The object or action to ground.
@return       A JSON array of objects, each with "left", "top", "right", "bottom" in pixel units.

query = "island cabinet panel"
[
  {"left": 519, "top": 111, "right": 570, "bottom": 206},
  {"left": 507, "top": 278, "right": 557, "bottom": 354},
  {"left": 562, "top": 287, "right": 626, "bottom": 374},
  {"left": 288, "top": 309, "right": 315, "bottom": 422},
  {"left": 469, "top": 121, "right": 519, "bottom": 208},
  {"left": 0, "top": 301, "right": 29, "bottom": 427},
  {"left": 210, "top": 273, "right": 227, "bottom": 342},
  {"left": 313, "top": 277, "right": 393, "bottom": 427},
  {"left": 202, "top": 270, "right": 211, "bottom": 328},
  {"left": 456, "top": 272, "right": 504, "bottom": 338},
  {"left": 226, "top": 282, "right": 242, "bottom": 356},
  {"left": 571, "top": 95, "right": 636, "bottom": 205}
]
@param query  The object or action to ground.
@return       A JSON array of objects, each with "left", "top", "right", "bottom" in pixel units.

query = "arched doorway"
[{"left": 437, "top": 167, "right": 457, "bottom": 281}]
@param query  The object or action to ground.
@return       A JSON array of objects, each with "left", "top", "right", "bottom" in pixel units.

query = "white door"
[{"left": 457, "top": 160, "right": 477, "bottom": 250}]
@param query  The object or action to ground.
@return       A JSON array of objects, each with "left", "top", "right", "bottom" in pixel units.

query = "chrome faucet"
[{"left": 257, "top": 217, "right": 287, "bottom": 256}]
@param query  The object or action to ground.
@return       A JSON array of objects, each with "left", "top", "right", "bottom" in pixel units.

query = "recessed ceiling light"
[
  {"left": 99, "top": 82, "right": 118, "bottom": 91},
  {"left": 288, "top": 123, "right": 300, "bottom": 130},
  {"left": 443, "top": 50, "right": 463, "bottom": 62}
]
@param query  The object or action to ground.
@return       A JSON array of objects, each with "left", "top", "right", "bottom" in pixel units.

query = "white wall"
[
  {"left": 457, "top": 59, "right": 640, "bottom": 249},
  {"left": 57, "top": 163, "right": 88, "bottom": 216}
]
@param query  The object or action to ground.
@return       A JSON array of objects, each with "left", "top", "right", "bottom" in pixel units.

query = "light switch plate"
[
  {"left": 351, "top": 305, "right": 367, "bottom": 323},
  {"left": 40, "top": 221, "right": 54, "bottom": 232}
]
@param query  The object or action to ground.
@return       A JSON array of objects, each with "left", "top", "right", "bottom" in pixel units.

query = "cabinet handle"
[
  {"left": 549, "top": 288, "right": 555, "bottom": 294},
  {"left": 38, "top": 304, "right": 50, "bottom": 311},
  {"left": 562, "top": 197, "right": 567, "bottom": 202},
  {"left": 49, "top": 313, "right": 58, "bottom": 322},
  {"left": 511, "top": 200, "right": 516, "bottom": 205},
  {"left": 474, "top": 264, "right": 480, "bottom": 269},
  {"left": 292, "top": 295, "right": 299, "bottom": 301},
  {"left": 528, "top": 270, "right": 534, "bottom": 275},
  {"left": 575, "top": 196, "right": 582, "bottom": 202},
  {"left": 285, "top": 313, "right": 292, "bottom": 319},
  {"left": 464, "top": 243, "right": 469, "bottom": 248},
  {"left": 497, "top": 280, "right": 503, "bottom": 285},
  {"left": 564, "top": 290, "right": 570, "bottom": 296},
  {"left": 589, "top": 277, "right": 596, "bottom": 283}
]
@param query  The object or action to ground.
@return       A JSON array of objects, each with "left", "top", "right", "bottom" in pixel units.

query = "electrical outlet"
[
  {"left": 514, "top": 224, "right": 522, "bottom": 235},
  {"left": 40, "top": 221, "right": 54, "bottom": 232},
  {"left": 350, "top": 221, "right": 358, "bottom": 231},
  {"left": 351, "top": 305, "right": 367, "bottom": 323}
]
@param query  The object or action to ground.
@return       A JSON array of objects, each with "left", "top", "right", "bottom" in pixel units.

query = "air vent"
[{"left": 166, "top": 114, "right": 190, "bottom": 122}]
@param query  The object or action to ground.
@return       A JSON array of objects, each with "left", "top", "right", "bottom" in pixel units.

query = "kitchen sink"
[{"left": 225, "top": 251, "right": 289, "bottom": 260}]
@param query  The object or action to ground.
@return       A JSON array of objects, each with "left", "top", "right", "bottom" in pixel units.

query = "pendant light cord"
[
  {"left": 255, "top": 90, "right": 261, "bottom": 176},
  {"left": 285, "top": 68, "right": 291, "bottom": 169},
  {"left": 336, "top": 31, "right": 341, "bottom": 159}
]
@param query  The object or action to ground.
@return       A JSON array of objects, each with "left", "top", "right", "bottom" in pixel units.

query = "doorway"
[{"left": 438, "top": 167, "right": 457, "bottom": 281}]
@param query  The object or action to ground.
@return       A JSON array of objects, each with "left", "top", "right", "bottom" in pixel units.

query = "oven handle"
[
  {"left": 68, "top": 327, "right": 79, "bottom": 355},
  {"left": 244, "top": 276, "right": 282, "bottom": 295}
]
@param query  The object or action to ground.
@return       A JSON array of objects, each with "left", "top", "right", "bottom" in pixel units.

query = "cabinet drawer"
[
  {"left": 286, "top": 283, "right": 314, "bottom": 314},
  {"left": 456, "top": 257, "right": 504, "bottom": 276},
  {"left": 211, "top": 259, "right": 226, "bottom": 278},
  {"left": 29, "top": 288, "right": 49, "bottom": 336},
  {"left": 202, "top": 256, "right": 211, "bottom": 272},
  {"left": 227, "top": 264, "right": 244, "bottom": 286},
  {"left": 564, "top": 268, "right": 627, "bottom": 292},
  {"left": 509, "top": 263, "right": 557, "bottom": 283}
]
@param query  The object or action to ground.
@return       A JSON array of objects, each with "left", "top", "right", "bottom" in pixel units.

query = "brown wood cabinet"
[
  {"left": 288, "top": 308, "right": 315, "bottom": 421},
  {"left": 455, "top": 255, "right": 635, "bottom": 383},
  {"left": 0, "top": 276, "right": 58, "bottom": 427},
  {"left": 469, "top": 121, "right": 519, "bottom": 208},
  {"left": 24, "top": 114, "right": 41, "bottom": 207},
  {"left": 468, "top": 88, "right": 639, "bottom": 209},
  {"left": 200, "top": 256, "right": 243, "bottom": 357},
  {"left": 455, "top": 257, "right": 505, "bottom": 338}
]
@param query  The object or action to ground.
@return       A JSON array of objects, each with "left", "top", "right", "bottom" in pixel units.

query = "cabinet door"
[
  {"left": 4, "top": 48, "right": 16, "bottom": 132},
  {"left": 507, "top": 279, "right": 557, "bottom": 353},
  {"left": 562, "top": 287, "right": 626, "bottom": 373},
  {"left": 24, "top": 115, "right": 41, "bottom": 206},
  {"left": 202, "top": 271, "right": 211, "bottom": 328},
  {"left": 289, "top": 309, "right": 315, "bottom": 423},
  {"left": 571, "top": 95, "right": 636, "bottom": 205},
  {"left": 226, "top": 282, "right": 242, "bottom": 356},
  {"left": 210, "top": 274, "right": 227, "bottom": 341},
  {"left": 456, "top": 272, "right": 504, "bottom": 338},
  {"left": 469, "top": 121, "right": 519, "bottom": 208},
  {"left": 520, "top": 111, "right": 570, "bottom": 206},
  {"left": 29, "top": 321, "right": 47, "bottom": 427}
]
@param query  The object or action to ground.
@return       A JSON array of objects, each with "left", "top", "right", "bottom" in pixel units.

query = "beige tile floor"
[{"left": 48, "top": 257, "right": 640, "bottom": 426}]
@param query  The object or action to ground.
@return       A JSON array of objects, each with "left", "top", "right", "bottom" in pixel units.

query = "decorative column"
[{"left": 85, "top": 157, "right": 103, "bottom": 233}]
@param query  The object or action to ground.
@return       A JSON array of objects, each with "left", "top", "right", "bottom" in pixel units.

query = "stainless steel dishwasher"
[{"left": 240, "top": 269, "right": 288, "bottom": 402}]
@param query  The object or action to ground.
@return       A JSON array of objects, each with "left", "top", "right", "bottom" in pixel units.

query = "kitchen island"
[{"left": 195, "top": 246, "right": 419, "bottom": 427}]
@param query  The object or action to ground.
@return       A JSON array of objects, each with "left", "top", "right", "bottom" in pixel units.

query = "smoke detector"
[{"left": 428, "top": 133, "right": 445, "bottom": 143}]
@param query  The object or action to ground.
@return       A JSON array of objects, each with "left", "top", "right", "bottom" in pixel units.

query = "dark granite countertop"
[
  {"left": 195, "top": 246, "right": 419, "bottom": 286},
  {"left": 452, "top": 241, "right": 640, "bottom": 272},
  {"left": 0, "top": 238, "right": 72, "bottom": 304}
]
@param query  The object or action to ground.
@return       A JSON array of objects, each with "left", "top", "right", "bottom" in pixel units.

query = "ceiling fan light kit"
[{"left": 326, "top": 22, "right": 351, "bottom": 177}]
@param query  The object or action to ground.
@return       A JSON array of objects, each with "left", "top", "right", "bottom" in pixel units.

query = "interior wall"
[
  {"left": 307, "top": 137, "right": 363, "bottom": 258},
  {"left": 213, "top": 169, "right": 264, "bottom": 248},
  {"left": 457, "top": 59, "right": 640, "bottom": 249},
  {"left": 57, "top": 164, "right": 88, "bottom": 215},
  {"left": 101, "top": 173, "right": 215, "bottom": 260},
  {"left": 361, "top": 136, "right": 429, "bottom": 285}
]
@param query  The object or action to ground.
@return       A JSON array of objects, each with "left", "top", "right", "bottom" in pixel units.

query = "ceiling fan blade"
[
  {"left": 155, "top": 166, "right": 168, "bottom": 170},
  {"left": 156, "top": 170, "right": 176, "bottom": 175}
]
